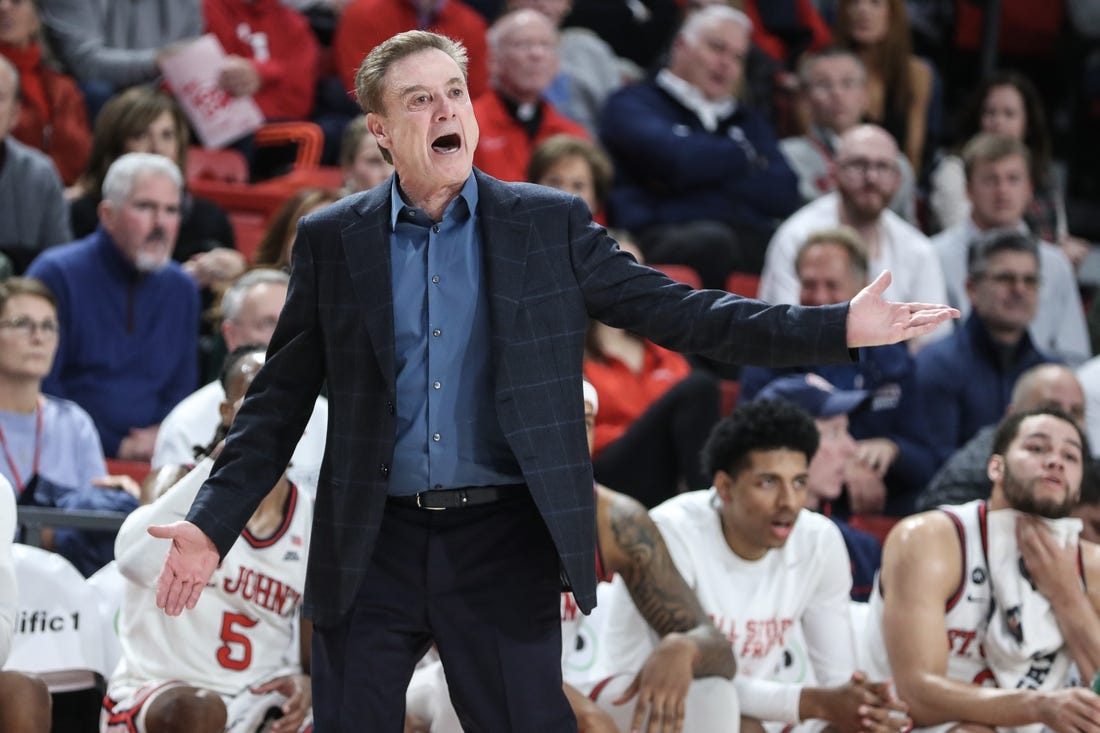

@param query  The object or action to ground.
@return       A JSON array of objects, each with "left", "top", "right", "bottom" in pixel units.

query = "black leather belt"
[{"left": 387, "top": 484, "right": 524, "bottom": 510}]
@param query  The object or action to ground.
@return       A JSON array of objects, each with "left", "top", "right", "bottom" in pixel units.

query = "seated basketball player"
[{"left": 102, "top": 346, "right": 313, "bottom": 733}]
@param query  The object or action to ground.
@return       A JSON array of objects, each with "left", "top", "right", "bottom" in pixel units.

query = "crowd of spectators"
[{"left": 3, "top": 0, "right": 1100, "bottom": 729}]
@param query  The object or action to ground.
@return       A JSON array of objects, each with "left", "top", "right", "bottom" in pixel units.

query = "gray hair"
[
  {"left": 678, "top": 5, "right": 752, "bottom": 43},
  {"left": 354, "top": 30, "right": 468, "bottom": 117},
  {"left": 220, "top": 268, "right": 290, "bottom": 322},
  {"left": 487, "top": 8, "right": 558, "bottom": 51},
  {"left": 966, "top": 228, "right": 1040, "bottom": 278},
  {"left": 101, "top": 152, "right": 182, "bottom": 206}
]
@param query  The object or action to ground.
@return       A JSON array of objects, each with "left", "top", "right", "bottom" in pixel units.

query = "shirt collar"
[
  {"left": 809, "top": 124, "right": 841, "bottom": 155},
  {"left": 389, "top": 173, "right": 479, "bottom": 230},
  {"left": 656, "top": 69, "right": 736, "bottom": 132}
]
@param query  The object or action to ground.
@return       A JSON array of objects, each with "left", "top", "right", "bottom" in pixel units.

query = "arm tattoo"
[{"left": 609, "top": 497, "right": 703, "bottom": 636}]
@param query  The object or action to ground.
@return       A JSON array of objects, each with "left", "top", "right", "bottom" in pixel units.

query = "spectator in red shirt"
[
  {"left": 203, "top": 0, "right": 320, "bottom": 121},
  {"left": 0, "top": 0, "right": 90, "bottom": 186},
  {"left": 334, "top": 0, "right": 489, "bottom": 102},
  {"left": 473, "top": 8, "right": 587, "bottom": 182}
]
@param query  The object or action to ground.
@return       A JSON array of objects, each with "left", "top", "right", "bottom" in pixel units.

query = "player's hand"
[
  {"left": 92, "top": 474, "right": 142, "bottom": 501},
  {"left": 574, "top": 699, "right": 620, "bottom": 733},
  {"left": 844, "top": 460, "right": 887, "bottom": 515},
  {"left": 800, "top": 672, "right": 909, "bottom": 733},
  {"left": 1036, "top": 688, "right": 1100, "bottom": 733},
  {"left": 846, "top": 271, "right": 958, "bottom": 348},
  {"left": 614, "top": 633, "right": 696, "bottom": 733},
  {"left": 252, "top": 674, "right": 311, "bottom": 733},
  {"left": 148, "top": 520, "right": 219, "bottom": 615},
  {"left": 1016, "top": 515, "right": 1083, "bottom": 607}
]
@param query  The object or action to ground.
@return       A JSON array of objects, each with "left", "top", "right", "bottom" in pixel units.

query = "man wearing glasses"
[
  {"left": 916, "top": 229, "right": 1055, "bottom": 472},
  {"left": 779, "top": 47, "right": 919, "bottom": 225},
  {"left": 760, "top": 124, "right": 950, "bottom": 348},
  {"left": 931, "top": 133, "right": 1088, "bottom": 366}
]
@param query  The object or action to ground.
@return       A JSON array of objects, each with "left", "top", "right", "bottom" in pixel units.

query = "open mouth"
[{"left": 432, "top": 133, "right": 461, "bottom": 154}]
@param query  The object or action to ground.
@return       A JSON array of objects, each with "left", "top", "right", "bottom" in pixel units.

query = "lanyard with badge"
[{"left": 0, "top": 398, "right": 42, "bottom": 498}]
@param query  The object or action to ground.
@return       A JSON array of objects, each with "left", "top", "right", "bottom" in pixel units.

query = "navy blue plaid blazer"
[{"left": 188, "top": 170, "right": 853, "bottom": 626}]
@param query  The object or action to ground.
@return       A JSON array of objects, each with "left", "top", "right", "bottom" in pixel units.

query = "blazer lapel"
[
  {"left": 341, "top": 190, "right": 396, "bottom": 391},
  {"left": 476, "top": 172, "right": 531, "bottom": 365}
]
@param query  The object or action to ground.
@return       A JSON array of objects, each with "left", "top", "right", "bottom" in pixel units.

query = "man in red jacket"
[
  {"left": 334, "top": 0, "right": 489, "bottom": 101},
  {"left": 472, "top": 8, "right": 587, "bottom": 183},
  {"left": 203, "top": 0, "right": 319, "bottom": 121}
]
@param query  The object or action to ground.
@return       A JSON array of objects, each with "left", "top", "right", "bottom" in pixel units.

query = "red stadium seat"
[
  {"left": 725, "top": 272, "right": 760, "bottom": 299},
  {"left": 186, "top": 146, "right": 249, "bottom": 184},
  {"left": 105, "top": 459, "right": 152, "bottom": 486},
  {"left": 229, "top": 211, "right": 270, "bottom": 264},
  {"left": 652, "top": 263, "right": 703, "bottom": 289}
]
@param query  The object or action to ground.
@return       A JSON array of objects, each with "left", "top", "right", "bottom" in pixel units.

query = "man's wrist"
[{"left": 797, "top": 686, "right": 822, "bottom": 722}]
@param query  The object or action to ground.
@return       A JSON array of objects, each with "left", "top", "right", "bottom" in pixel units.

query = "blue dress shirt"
[{"left": 387, "top": 175, "right": 523, "bottom": 495}]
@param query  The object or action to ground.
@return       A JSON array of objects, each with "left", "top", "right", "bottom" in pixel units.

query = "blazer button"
[
  {"left": 386, "top": 400, "right": 395, "bottom": 415},
  {"left": 380, "top": 463, "right": 390, "bottom": 478}
]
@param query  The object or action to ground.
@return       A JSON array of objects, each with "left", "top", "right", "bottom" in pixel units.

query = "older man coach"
[{"left": 151, "top": 30, "right": 958, "bottom": 732}]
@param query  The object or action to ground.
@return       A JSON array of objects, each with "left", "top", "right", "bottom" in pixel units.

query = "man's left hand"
[
  {"left": 1016, "top": 514, "right": 1082, "bottom": 605},
  {"left": 614, "top": 633, "right": 696, "bottom": 733},
  {"left": 846, "top": 271, "right": 958, "bottom": 348},
  {"left": 252, "top": 673, "right": 311, "bottom": 733}
]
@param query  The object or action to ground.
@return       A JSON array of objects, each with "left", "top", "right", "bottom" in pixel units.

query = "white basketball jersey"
[
  {"left": 111, "top": 481, "right": 312, "bottom": 696},
  {"left": 865, "top": 499, "right": 1082, "bottom": 694},
  {"left": 660, "top": 492, "right": 851, "bottom": 679}
]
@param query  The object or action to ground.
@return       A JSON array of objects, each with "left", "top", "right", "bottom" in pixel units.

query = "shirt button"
[
  {"left": 386, "top": 400, "right": 395, "bottom": 415},
  {"left": 432, "top": 328, "right": 441, "bottom": 337},
  {"left": 432, "top": 225, "right": 440, "bottom": 233},
  {"left": 432, "top": 275, "right": 440, "bottom": 284},
  {"left": 432, "top": 433, "right": 441, "bottom": 442},
  {"left": 433, "top": 380, "right": 441, "bottom": 389},
  {"left": 380, "top": 463, "right": 390, "bottom": 477}
]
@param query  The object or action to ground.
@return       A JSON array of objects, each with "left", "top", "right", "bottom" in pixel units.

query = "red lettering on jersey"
[
  {"left": 972, "top": 668, "right": 995, "bottom": 686},
  {"left": 561, "top": 593, "right": 579, "bottom": 623},
  {"left": 222, "top": 565, "right": 302, "bottom": 617},
  {"left": 946, "top": 628, "right": 978, "bottom": 656},
  {"left": 739, "top": 618, "right": 794, "bottom": 660}
]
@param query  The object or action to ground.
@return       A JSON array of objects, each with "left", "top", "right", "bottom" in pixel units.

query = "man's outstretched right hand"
[{"left": 148, "top": 520, "right": 220, "bottom": 616}]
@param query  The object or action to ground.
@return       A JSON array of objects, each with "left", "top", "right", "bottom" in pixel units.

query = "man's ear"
[
  {"left": 988, "top": 453, "right": 1004, "bottom": 484},
  {"left": 713, "top": 470, "right": 734, "bottom": 503},
  {"left": 366, "top": 113, "right": 390, "bottom": 156},
  {"left": 97, "top": 198, "right": 115, "bottom": 230}
]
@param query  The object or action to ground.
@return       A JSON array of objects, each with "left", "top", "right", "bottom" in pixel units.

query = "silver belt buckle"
[{"left": 416, "top": 492, "right": 446, "bottom": 511}]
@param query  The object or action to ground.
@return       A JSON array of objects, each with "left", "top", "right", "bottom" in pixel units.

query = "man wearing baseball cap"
[{"left": 755, "top": 373, "right": 881, "bottom": 601}]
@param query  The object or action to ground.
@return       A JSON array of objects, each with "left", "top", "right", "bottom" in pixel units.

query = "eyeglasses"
[
  {"left": 808, "top": 78, "right": 863, "bottom": 94},
  {"left": 0, "top": 317, "right": 60, "bottom": 337},
  {"left": 837, "top": 158, "right": 899, "bottom": 177},
  {"left": 979, "top": 272, "right": 1040, "bottom": 289}
]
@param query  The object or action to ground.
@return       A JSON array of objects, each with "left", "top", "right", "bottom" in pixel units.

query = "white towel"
[{"left": 983, "top": 508, "right": 1081, "bottom": 699}]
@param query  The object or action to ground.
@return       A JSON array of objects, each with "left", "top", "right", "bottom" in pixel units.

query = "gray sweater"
[
  {"left": 38, "top": 0, "right": 202, "bottom": 86},
  {"left": 0, "top": 137, "right": 71, "bottom": 266}
]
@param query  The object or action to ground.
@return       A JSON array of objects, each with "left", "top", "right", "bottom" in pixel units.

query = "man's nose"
[{"left": 435, "top": 95, "right": 456, "bottom": 120}]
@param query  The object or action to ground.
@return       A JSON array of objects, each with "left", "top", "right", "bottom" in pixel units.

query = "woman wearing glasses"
[{"left": 0, "top": 277, "right": 139, "bottom": 576}]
